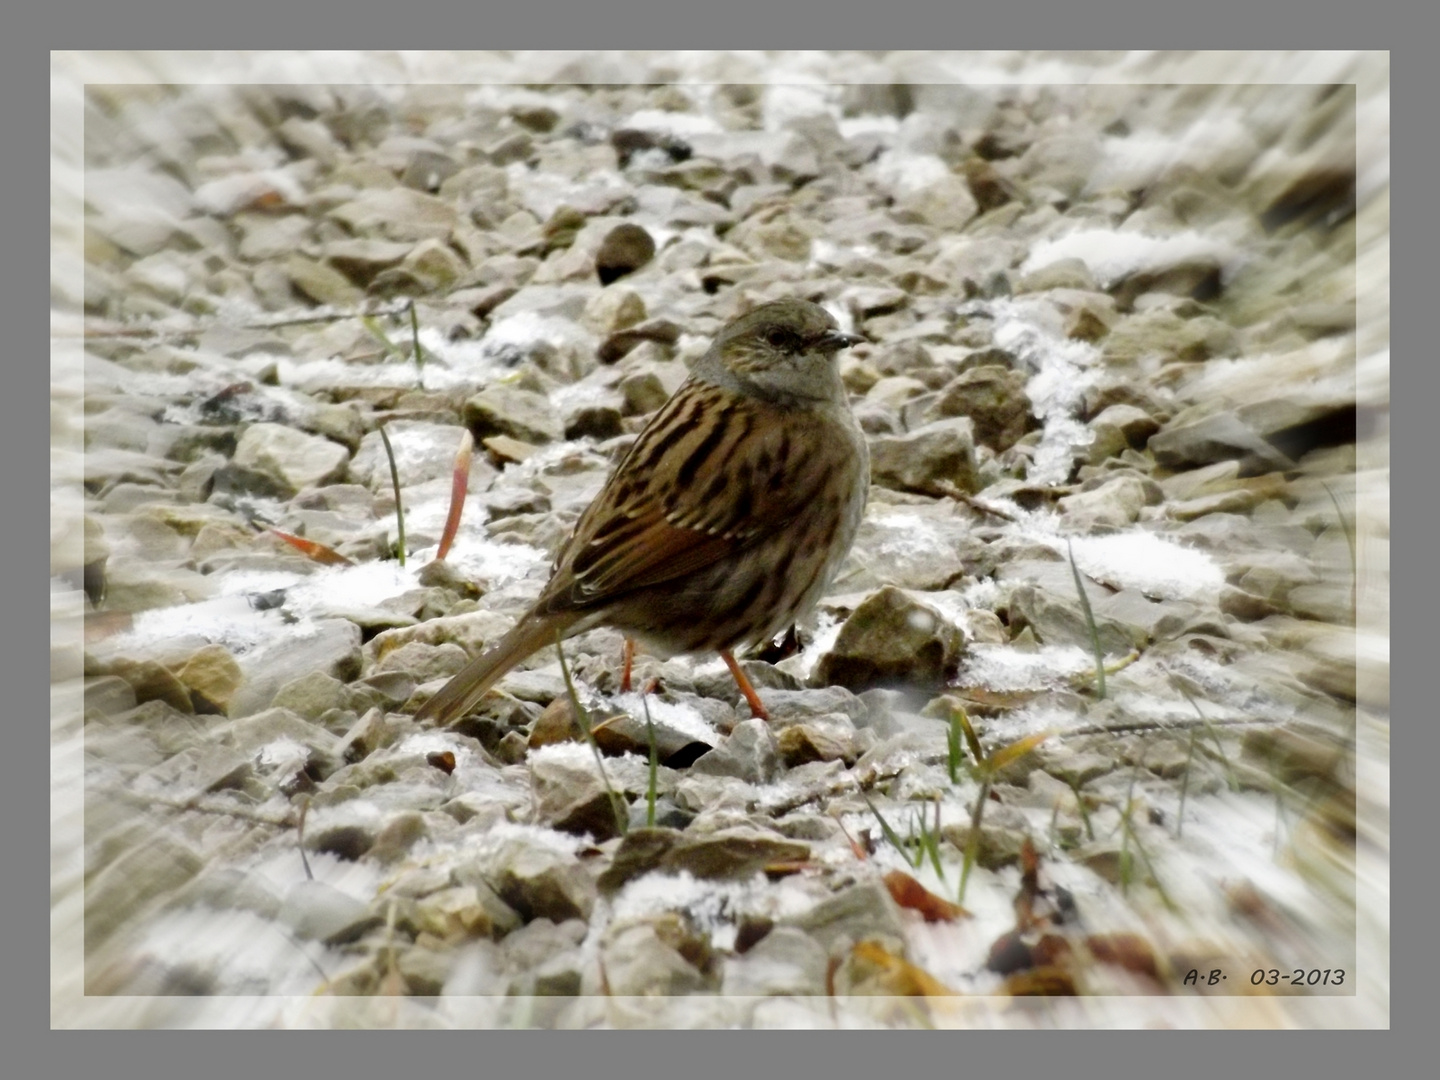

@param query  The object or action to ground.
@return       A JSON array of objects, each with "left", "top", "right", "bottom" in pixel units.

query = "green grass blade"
[
  {"left": 378, "top": 423, "right": 406, "bottom": 567},
  {"left": 1067, "top": 539, "right": 1106, "bottom": 699},
  {"left": 946, "top": 709, "right": 963, "bottom": 785},
  {"left": 1176, "top": 727, "right": 1198, "bottom": 839},
  {"left": 555, "top": 635, "right": 627, "bottom": 836},
  {"left": 957, "top": 778, "right": 990, "bottom": 904},
  {"left": 859, "top": 789, "right": 919, "bottom": 868}
]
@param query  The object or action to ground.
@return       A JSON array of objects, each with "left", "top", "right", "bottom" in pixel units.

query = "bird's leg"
[
  {"left": 620, "top": 637, "right": 636, "bottom": 693},
  {"left": 721, "top": 650, "right": 770, "bottom": 722}
]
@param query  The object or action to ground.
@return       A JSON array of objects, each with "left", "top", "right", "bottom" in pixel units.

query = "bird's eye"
[{"left": 766, "top": 328, "right": 793, "bottom": 350}]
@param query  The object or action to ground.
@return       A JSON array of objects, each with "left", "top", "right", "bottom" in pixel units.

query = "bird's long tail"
[{"left": 412, "top": 610, "right": 580, "bottom": 727}]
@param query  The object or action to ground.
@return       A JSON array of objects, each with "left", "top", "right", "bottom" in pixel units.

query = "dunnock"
[{"left": 415, "top": 298, "right": 868, "bottom": 725}]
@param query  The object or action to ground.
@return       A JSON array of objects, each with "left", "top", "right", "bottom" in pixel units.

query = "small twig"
[
  {"left": 935, "top": 479, "right": 1021, "bottom": 522},
  {"left": 378, "top": 423, "right": 406, "bottom": 567}
]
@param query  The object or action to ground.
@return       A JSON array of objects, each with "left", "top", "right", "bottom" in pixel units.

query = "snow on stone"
[
  {"left": 282, "top": 561, "right": 419, "bottom": 614},
  {"left": 869, "top": 511, "right": 956, "bottom": 562},
  {"left": 984, "top": 297, "right": 1104, "bottom": 487},
  {"left": 428, "top": 535, "right": 549, "bottom": 591},
  {"left": 621, "top": 108, "right": 723, "bottom": 137},
  {"left": 1065, "top": 531, "right": 1225, "bottom": 602},
  {"left": 789, "top": 610, "right": 841, "bottom": 681},
  {"left": 132, "top": 908, "right": 336, "bottom": 995},
  {"left": 760, "top": 83, "right": 838, "bottom": 131},
  {"left": 1020, "top": 227, "right": 1239, "bottom": 289},
  {"left": 478, "top": 310, "right": 591, "bottom": 359},
  {"left": 872, "top": 150, "right": 953, "bottom": 197},
  {"left": 611, "top": 692, "right": 718, "bottom": 745},
  {"left": 255, "top": 736, "right": 310, "bottom": 769},
  {"left": 959, "top": 642, "right": 1093, "bottom": 690},
  {"left": 610, "top": 871, "right": 818, "bottom": 952},
  {"left": 987, "top": 503, "right": 1226, "bottom": 603},
  {"left": 394, "top": 731, "right": 489, "bottom": 771},
  {"left": 112, "top": 594, "right": 295, "bottom": 655},
  {"left": 458, "top": 819, "right": 590, "bottom": 860},
  {"left": 527, "top": 740, "right": 604, "bottom": 772},
  {"left": 837, "top": 114, "right": 900, "bottom": 138}
]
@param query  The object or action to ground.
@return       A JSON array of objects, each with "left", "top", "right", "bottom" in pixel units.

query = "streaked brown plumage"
[{"left": 414, "top": 298, "right": 868, "bottom": 726}]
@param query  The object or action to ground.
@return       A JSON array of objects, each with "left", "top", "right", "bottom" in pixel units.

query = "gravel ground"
[{"left": 50, "top": 51, "right": 1389, "bottom": 1029}]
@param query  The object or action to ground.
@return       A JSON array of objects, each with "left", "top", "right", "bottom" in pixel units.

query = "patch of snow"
[
  {"left": 958, "top": 643, "right": 1095, "bottom": 693},
  {"left": 622, "top": 108, "right": 723, "bottom": 137},
  {"left": 791, "top": 610, "right": 841, "bottom": 681},
  {"left": 761, "top": 83, "right": 839, "bottom": 131},
  {"left": 984, "top": 297, "right": 1104, "bottom": 487},
  {"left": 872, "top": 150, "right": 952, "bottom": 197},
  {"left": 255, "top": 736, "right": 310, "bottom": 769},
  {"left": 611, "top": 692, "right": 718, "bottom": 745},
  {"left": 427, "top": 535, "right": 550, "bottom": 590},
  {"left": 837, "top": 114, "right": 900, "bottom": 138},
  {"left": 1020, "top": 228, "right": 1239, "bottom": 289}
]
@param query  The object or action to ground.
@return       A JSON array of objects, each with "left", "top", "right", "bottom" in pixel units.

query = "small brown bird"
[{"left": 414, "top": 298, "right": 868, "bottom": 726}]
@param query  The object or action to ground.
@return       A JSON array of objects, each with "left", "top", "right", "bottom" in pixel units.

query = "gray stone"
[
  {"left": 594, "top": 223, "right": 655, "bottom": 284},
  {"left": 1150, "top": 411, "right": 1294, "bottom": 473},
  {"left": 530, "top": 753, "right": 627, "bottom": 842},
  {"left": 230, "top": 619, "right": 363, "bottom": 717},
  {"left": 84, "top": 832, "right": 204, "bottom": 950},
  {"left": 896, "top": 172, "right": 979, "bottom": 230},
  {"left": 869, "top": 417, "right": 979, "bottom": 496},
  {"left": 775, "top": 716, "right": 859, "bottom": 768},
  {"left": 784, "top": 878, "right": 908, "bottom": 956},
  {"left": 690, "top": 718, "right": 779, "bottom": 784},
  {"left": 270, "top": 670, "right": 347, "bottom": 722},
  {"left": 285, "top": 253, "right": 365, "bottom": 306},
  {"left": 928, "top": 366, "right": 1034, "bottom": 452},
  {"left": 600, "top": 920, "right": 706, "bottom": 996},
  {"left": 597, "top": 827, "right": 684, "bottom": 893},
  {"left": 1090, "top": 589, "right": 1196, "bottom": 643},
  {"left": 659, "top": 827, "right": 809, "bottom": 880},
  {"left": 375, "top": 641, "right": 470, "bottom": 683},
  {"left": 758, "top": 686, "right": 870, "bottom": 727},
  {"left": 491, "top": 838, "right": 596, "bottom": 923},
  {"left": 84, "top": 675, "right": 138, "bottom": 717},
  {"left": 277, "top": 881, "right": 381, "bottom": 944},
  {"left": 409, "top": 883, "right": 521, "bottom": 942},
  {"left": 328, "top": 187, "right": 458, "bottom": 243},
  {"left": 1059, "top": 474, "right": 1157, "bottom": 531},
  {"left": 815, "top": 586, "right": 965, "bottom": 694},
  {"left": 1006, "top": 584, "right": 1137, "bottom": 655},
  {"left": 590, "top": 708, "right": 716, "bottom": 762},
  {"left": 349, "top": 420, "right": 474, "bottom": 490},
  {"left": 463, "top": 385, "right": 563, "bottom": 445},
  {"left": 233, "top": 422, "right": 350, "bottom": 496},
  {"left": 721, "top": 926, "right": 829, "bottom": 997}
]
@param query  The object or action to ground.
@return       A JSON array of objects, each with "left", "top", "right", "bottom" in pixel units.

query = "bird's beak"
[{"left": 817, "top": 330, "right": 866, "bottom": 352}]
